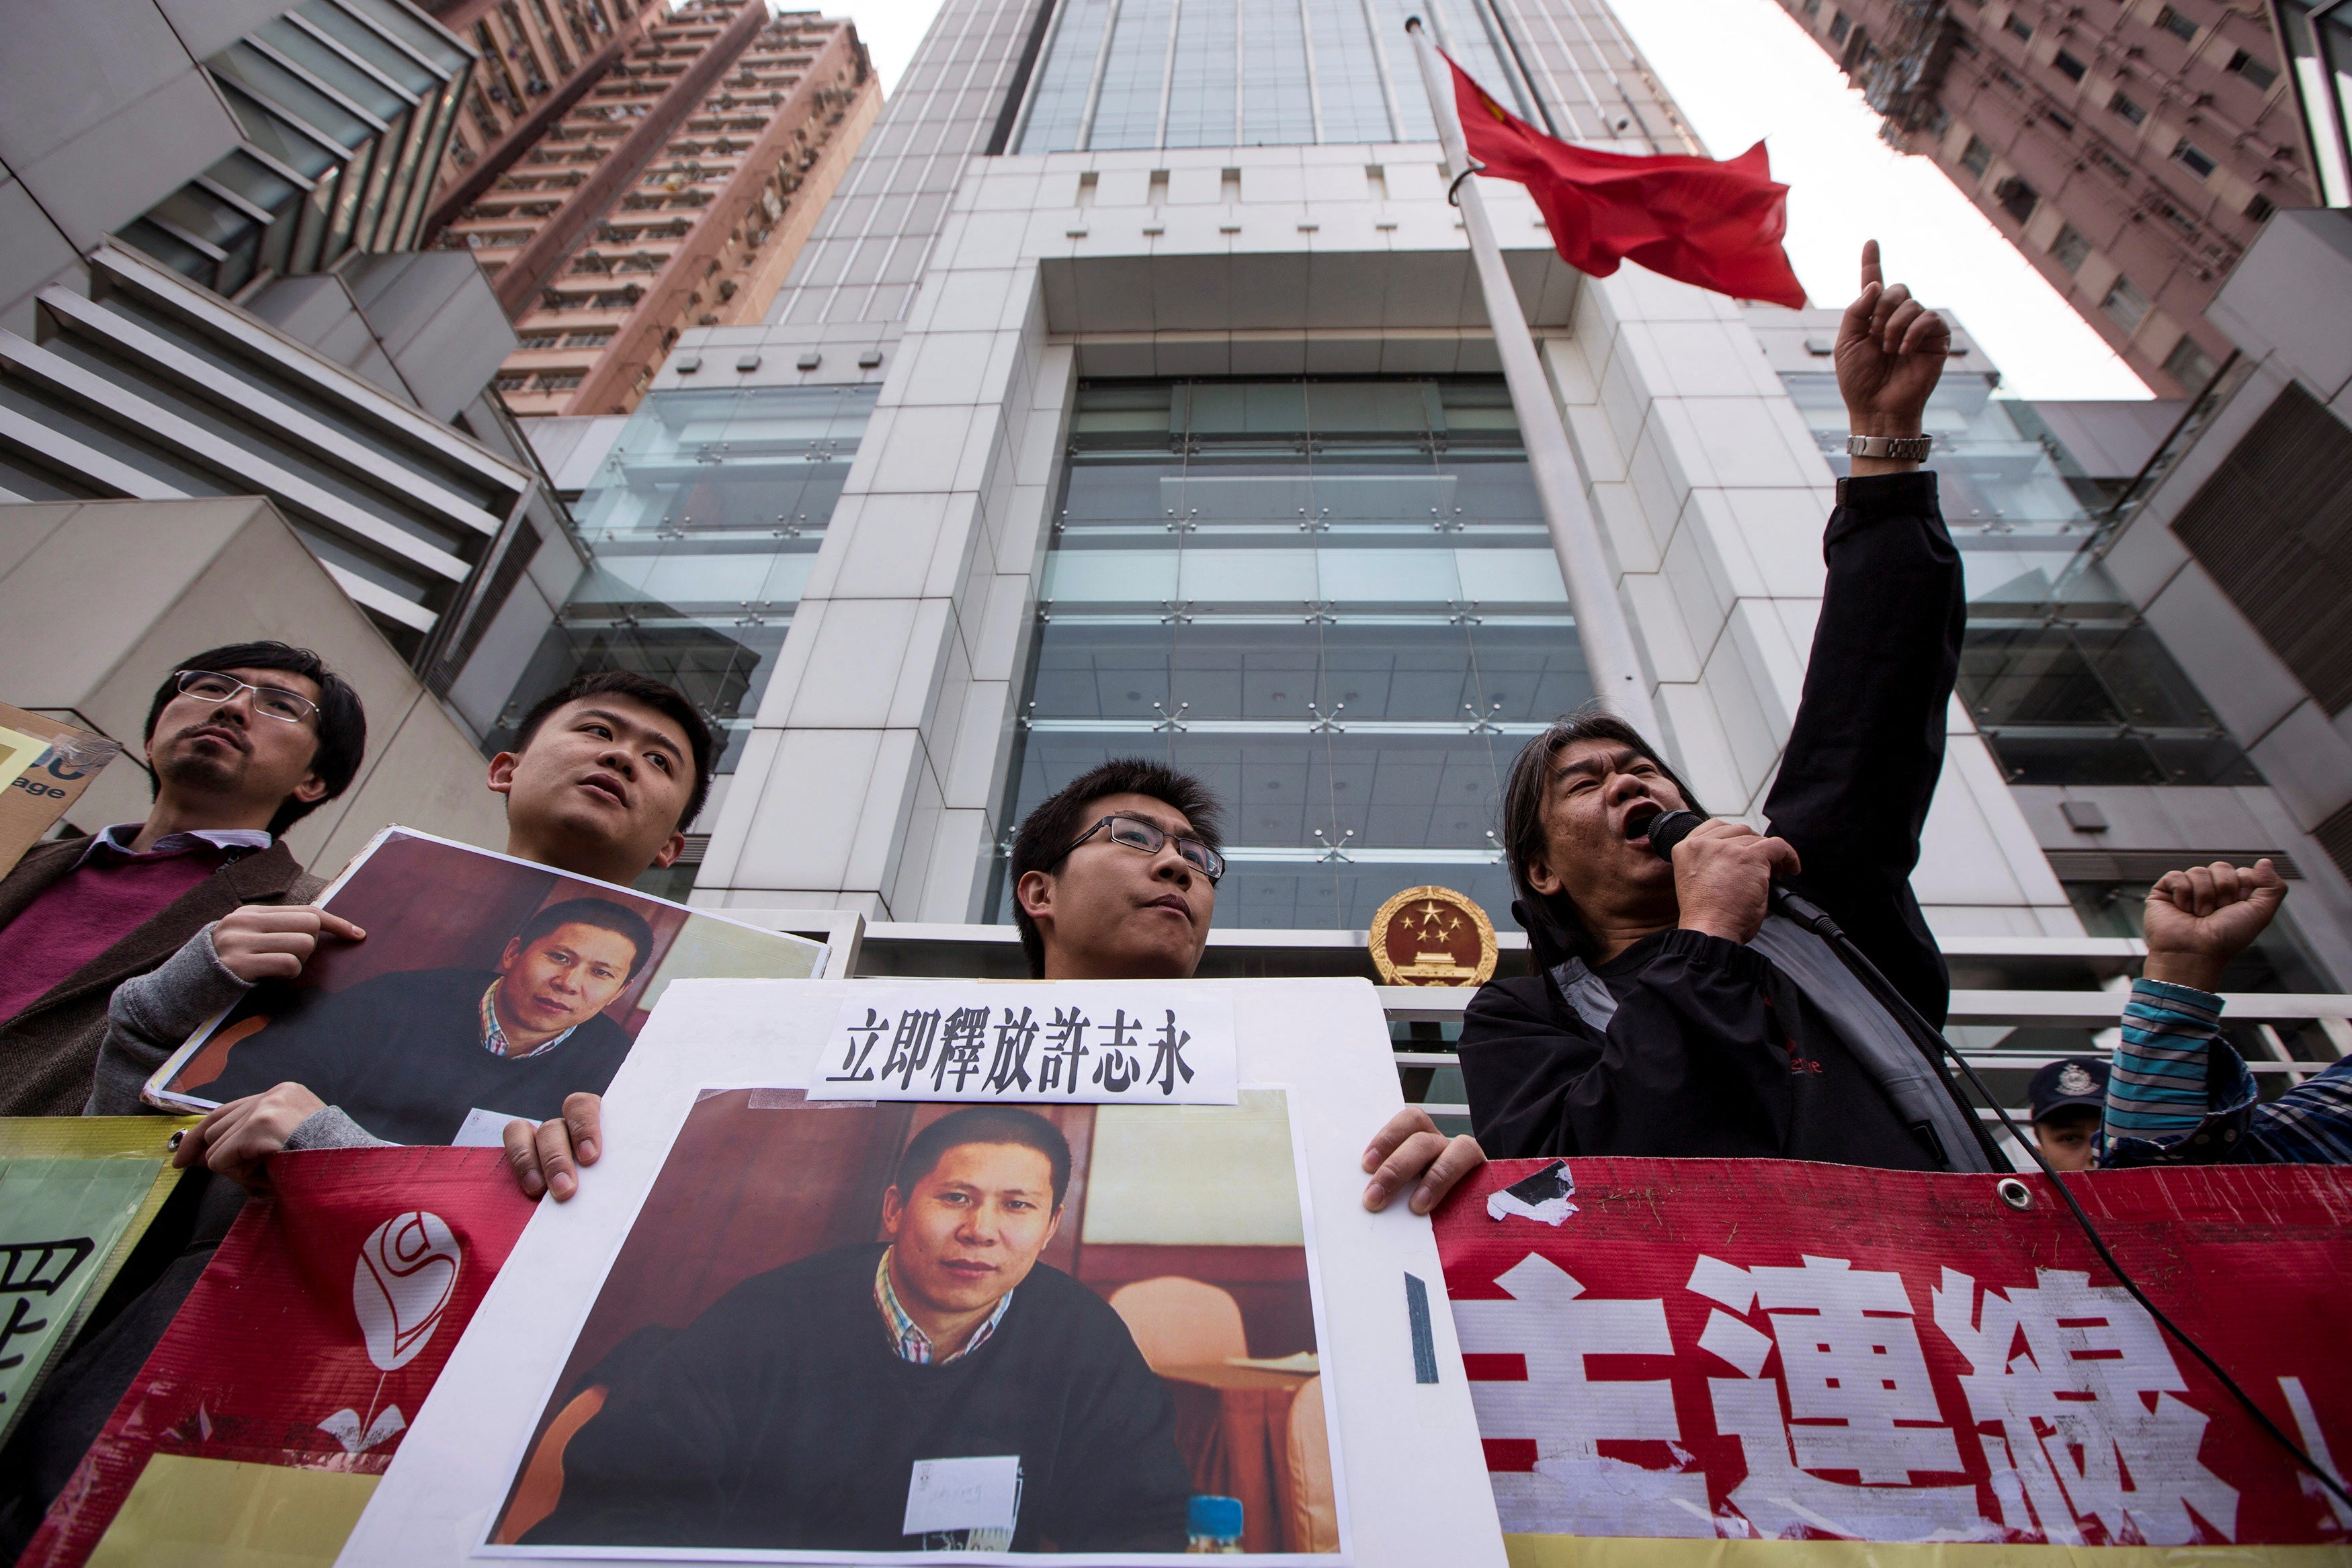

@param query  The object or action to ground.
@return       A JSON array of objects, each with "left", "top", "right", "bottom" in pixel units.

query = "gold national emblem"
[{"left": 1368, "top": 885, "right": 1499, "bottom": 988}]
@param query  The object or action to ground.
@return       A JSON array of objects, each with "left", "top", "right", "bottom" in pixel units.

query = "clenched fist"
[{"left": 2142, "top": 859, "right": 2287, "bottom": 995}]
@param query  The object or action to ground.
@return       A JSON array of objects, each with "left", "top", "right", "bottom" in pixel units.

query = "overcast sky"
[{"left": 842, "top": 0, "right": 2155, "bottom": 402}]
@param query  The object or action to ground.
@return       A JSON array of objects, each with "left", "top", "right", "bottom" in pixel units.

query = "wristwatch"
[{"left": 1846, "top": 433, "right": 1934, "bottom": 461}]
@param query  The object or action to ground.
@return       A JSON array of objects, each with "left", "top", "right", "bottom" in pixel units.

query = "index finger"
[
  {"left": 1860, "top": 238, "right": 1882, "bottom": 293},
  {"left": 1361, "top": 1106, "right": 1436, "bottom": 1173},
  {"left": 315, "top": 910, "right": 367, "bottom": 942}
]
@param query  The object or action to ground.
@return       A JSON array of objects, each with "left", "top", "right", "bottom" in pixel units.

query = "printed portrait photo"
[
  {"left": 485, "top": 1088, "right": 1341, "bottom": 1560},
  {"left": 145, "top": 828, "right": 824, "bottom": 1143}
]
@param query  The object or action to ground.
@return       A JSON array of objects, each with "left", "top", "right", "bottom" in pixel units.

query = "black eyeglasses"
[
  {"left": 1063, "top": 814, "right": 1226, "bottom": 882},
  {"left": 176, "top": 670, "right": 319, "bottom": 726}
]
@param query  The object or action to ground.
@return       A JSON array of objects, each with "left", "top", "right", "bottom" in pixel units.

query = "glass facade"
[
  {"left": 994, "top": 378, "right": 1589, "bottom": 931},
  {"left": 2278, "top": 0, "right": 2352, "bottom": 206},
  {"left": 491, "top": 384, "right": 877, "bottom": 775},
  {"left": 1780, "top": 370, "right": 2261, "bottom": 788},
  {"left": 1014, "top": 0, "right": 1517, "bottom": 150}
]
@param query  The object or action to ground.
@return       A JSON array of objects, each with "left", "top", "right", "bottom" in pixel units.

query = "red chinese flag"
[{"left": 1448, "top": 54, "right": 1808, "bottom": 309}]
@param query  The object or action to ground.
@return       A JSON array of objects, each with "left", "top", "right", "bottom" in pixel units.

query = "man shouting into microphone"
[{"left": 1459, "top": 243, "right": 1998, "bottom": 1174}]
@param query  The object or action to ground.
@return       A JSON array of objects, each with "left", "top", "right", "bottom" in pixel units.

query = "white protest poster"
[
  {"left": 142, "top": 828, "right": 829, "bottom": 1146},
  {"left": 337, "top": 977, "right": 1505, "bottom": 1567}
]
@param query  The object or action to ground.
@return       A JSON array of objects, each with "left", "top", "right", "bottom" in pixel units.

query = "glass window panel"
[
  {"left": 329, "top": 0, "right": 472, "bottom": 74},
  {"left": 296, "top": 0, "right": 442, "bottom": 93},
  {"left": 1305, "top": 0, "right": 1394, "bottom": 142},
  {"left": 1362, "top": 0, "right": 1439, "bottom": 140},
  {"left": 999, "top": 377, "right": 1595, "bottom": 930},
  {"left": 1242, "top": 0, "right": 1316, "bottom": 144},
  {"left": 214, "top": 42, "right": 376, "bottom": 150},
  {"left": 1091, "top": 0, "right": 1177, "bottom": 148},
  {"left": 255, "top": 19, "right": 410, "bottom": 120},
  {"left": 1165, "top": 0, "right": 1240, "bottom": 146},
  {"left": 218, "top": 80, "right": 341, "bottom": 177},
  {"left": 1017, "top": 0, "right": 1118, "bottom": 153},
  {"left": 497, "top": 384, "right": 879, "bottom": 773}
]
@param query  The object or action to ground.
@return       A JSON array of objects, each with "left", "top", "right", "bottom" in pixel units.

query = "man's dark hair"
[
  {"left": 513, "top": 670, "right": 716, "bottom": 831},
  {"left": 144, "top": 642, "right": 366, "bottom": 837},
  {"left": 893, "top": 1106, "right": 1073, "bottom": 1210},
  {"left": 513, "top": 897, "right": 658, "bottom": 979},
  {"left": 1006, "top": 757, "right": 1224, "bottom": 979},
  {"left": 1499, "top": 708, "right": 1702, "bottom": 969}
]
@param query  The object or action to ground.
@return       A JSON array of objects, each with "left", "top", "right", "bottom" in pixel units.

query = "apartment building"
[
  {"left": 1774, "top": 0, "right": 2320, "bottom": 394},
  {"left": 419, "top": 0, "right": 667, "bottom": 224},
  {"left": 437, "top": 1, "right": 879, "bottom": 415}
]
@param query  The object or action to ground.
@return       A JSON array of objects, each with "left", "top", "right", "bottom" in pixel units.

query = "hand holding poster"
[
  {"left": 339, "top": 977, "right": 1506, "bottom": 1567},
  {"left": 142, "top": 828, "right": 829, "bottom": 1145},
  {"left": 1439, "top": 1156, "right": 2352, "bottom": 1555}
]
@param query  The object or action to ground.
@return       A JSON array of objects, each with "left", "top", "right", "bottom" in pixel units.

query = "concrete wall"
[
  {"left": 0, "top": 0, "right": 295, "bottom": 333},
  {"left": 1, "top": 496, "right": 511, "bottom": 878}
]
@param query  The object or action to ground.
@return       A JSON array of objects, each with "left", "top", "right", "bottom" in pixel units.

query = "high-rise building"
[
  {"left": 1771, "top": 0, "right": 2320, "bottom": 394},
  {"left": 418, "top": 0, "right": 667, "bottom": 222},
  {"left": 436, "top": 1, "right": 880, "bottom": 416}
]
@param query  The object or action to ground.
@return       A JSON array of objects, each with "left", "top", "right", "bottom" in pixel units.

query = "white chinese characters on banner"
[
  {"left": 805, "top": 984, "right": 1238, "bottom": 1105},
  {"left": 1463, "top": 1250, "right": 2245, "bottom": 1544},
  {"left": 1456, "top": 1255, "right": 1715, "bottom": 1538},
  {"left": 1932, "top": 1267, "right": 2238, "bottom": 1545}
]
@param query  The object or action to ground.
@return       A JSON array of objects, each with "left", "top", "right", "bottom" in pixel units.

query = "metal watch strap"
[{"left": 1846, "top": 433, "right": 1933, "bottom": 461}]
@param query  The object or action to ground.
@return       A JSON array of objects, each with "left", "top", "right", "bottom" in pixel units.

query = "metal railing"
[{"left": 1378, "top": 986, "right": 2352, "bottom": 1127}]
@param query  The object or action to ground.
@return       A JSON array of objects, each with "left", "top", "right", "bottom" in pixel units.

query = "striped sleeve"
[
  {"left": 2246, "top": 1057, "right": 2352, "bottom": 1164},
  {"left": 2105, "top": 979, "right": 2228, "bottom": 1142}
]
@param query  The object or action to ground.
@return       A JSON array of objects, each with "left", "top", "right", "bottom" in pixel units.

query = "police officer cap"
[{"left": 2028, "top": 1055, "right": 2109, "bottom": 1122}]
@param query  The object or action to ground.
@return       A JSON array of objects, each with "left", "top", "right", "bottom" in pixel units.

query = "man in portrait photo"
[
  {"left": 521, "top": 1105, "right": 1191, "bottom": 1553},
  {"left": 196, "top": 896, "right": 655, "bottom": 1146}
]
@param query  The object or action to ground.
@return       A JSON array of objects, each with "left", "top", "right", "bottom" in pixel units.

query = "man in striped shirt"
[{"left": 2104, "top": 859, "right": 2352, "bottom": 1166}]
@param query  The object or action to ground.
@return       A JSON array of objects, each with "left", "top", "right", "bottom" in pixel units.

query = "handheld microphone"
[{"left": 1642, "top": 810, "right": 1842, "bottom": 938}]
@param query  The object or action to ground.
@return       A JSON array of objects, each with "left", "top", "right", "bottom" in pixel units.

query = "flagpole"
[{"left": 1403, "top": 19, "right": 1658, "bottom": 737}]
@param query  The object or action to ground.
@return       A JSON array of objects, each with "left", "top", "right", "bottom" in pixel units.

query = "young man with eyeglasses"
[
  {"left": 0, "top": 646, "right": 365, "bottom": 1117},
  {"left": 1009, "top": 758, "right": 1484, "bottom": 1218}
]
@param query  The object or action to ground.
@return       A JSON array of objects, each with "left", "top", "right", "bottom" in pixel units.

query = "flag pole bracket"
[{"left": 1447, "top": 164, "right": 1484, "bottom": 206}]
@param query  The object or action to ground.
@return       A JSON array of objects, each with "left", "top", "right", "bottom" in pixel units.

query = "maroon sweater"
[{"left": 0, "top": 840, "right": 228, "bottom": 1025}]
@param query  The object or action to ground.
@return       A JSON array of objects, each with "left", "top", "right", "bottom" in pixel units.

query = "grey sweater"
[{"left": 86, "top": 922, "right": 388, "bottom": 1151}]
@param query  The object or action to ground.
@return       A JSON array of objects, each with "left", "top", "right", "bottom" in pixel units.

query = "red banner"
[
  {"left": 22, "top": 1147, "right": 533, "bottom": 1567},
  {"left": 1438, "top": 1158, "right": 2352, "bottom": 1548}
]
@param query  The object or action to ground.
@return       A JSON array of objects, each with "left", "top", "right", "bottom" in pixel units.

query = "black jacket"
[
  {"left": 202, "top": 967, "right": 634, "bottom": 1145},
  {"left": 525, "top": 1245, "right": 1191, "bottom": 1553},
  {"left": 1462, "top": 472, "right": 1984, "bottom": 1170}
]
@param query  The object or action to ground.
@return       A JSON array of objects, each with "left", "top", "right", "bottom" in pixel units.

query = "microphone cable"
[{"left": 1643, "top": 810, "right": 2352, "bottom": 1512}]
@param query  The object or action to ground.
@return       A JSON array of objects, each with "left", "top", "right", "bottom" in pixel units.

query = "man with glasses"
[
  {"left": 0, "top": 645, "right": 365, "bottom": 1117},
  {"left": 1008, "top": 758, "right": 1484, "bottom": 1218}
]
